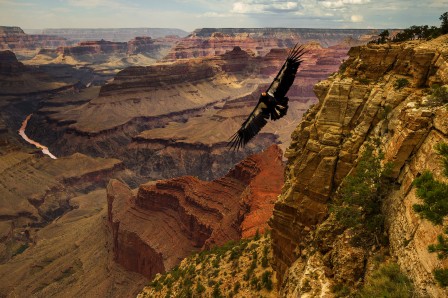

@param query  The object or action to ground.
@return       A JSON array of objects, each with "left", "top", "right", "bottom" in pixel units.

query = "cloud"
[
  {"left": 318, "top": 0, "right": 370, "bottom": 9},
  {"left": 66, "top": 0, "right": 123, "bottom": 8},
  {"left": 231, "top": 0, "right": 301, "bottom": 14},
  {"left": 350, "top": 14, "right": 363, "bottom": 22},
  {"left": 0, "top": 0, "right": 34, "bottom": 6}
]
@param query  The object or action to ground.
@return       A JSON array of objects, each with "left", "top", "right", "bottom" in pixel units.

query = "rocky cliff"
[
  {"left": 106, "top": 145, "right": 283, "bottom": 279},
  {"left": 0, "top": 26, "right": 68, "bottom": 52},
  {"left": 270, "top": 36, "right": 448, "bottom": 297},
  {"left": 165, "top": 28, "right": 378, "bottom": 60},
  {"left": 0, "top": 50, "right": 87, "bottom": 95}
]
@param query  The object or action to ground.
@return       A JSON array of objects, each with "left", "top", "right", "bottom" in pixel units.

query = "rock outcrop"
[
  {"left": 0, "top": 50, "right": 25, "bottom": 74},
  {"left": 107, "top": 145, "right": 284, "bottom": 278},
  {"left": 270, "top": 35, "right": 448, "bottom": 297},
  {"left": 0, "top": 50, "right": 84, "bottom": 95},
  {"left": 0, "top": 26, "right": 68, "bottom": 52},
  {"left": 165, "top": 28, "right": 378, "bottom": 60}
]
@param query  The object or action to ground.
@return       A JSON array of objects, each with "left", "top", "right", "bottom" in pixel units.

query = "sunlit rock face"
[
  {"left": 107, "top": 145, "right": 283, "bottom": 278},
  {"left": 270, "top": 35, "right": 448, "bottom": 297},
  {"left": 165, "top": 28, "right": 379, "bottom": 60}
]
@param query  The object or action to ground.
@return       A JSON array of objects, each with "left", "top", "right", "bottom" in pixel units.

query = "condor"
[{"left": 228, "top": 44, "right": 306, "bottom": 150}]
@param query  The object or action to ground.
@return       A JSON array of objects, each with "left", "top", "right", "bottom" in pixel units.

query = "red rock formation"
[
  {"left": 164, "top": 28, "right": 378, "bottom": 60},
  {"left": 107, "top": 145, "right": 284, "bottom": 278},
  {"left": 57, "top": 40, "right": 128, "bottom": 56},
  {"left": 0, "top": 26, "right": 68, "bottom": 51}
]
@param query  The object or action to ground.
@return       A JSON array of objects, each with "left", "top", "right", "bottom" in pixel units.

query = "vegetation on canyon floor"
[
  {"left": 138, "top": 231, "right": 276, "bottom": 298},
  {"left": 413, "top": 142, "right": 448, "bottom": 287}
]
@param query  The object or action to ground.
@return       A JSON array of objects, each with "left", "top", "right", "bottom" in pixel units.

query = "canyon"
[
  {"left": 6, "top": 24, "right": 446, "bottom": 298},
  {"left": 27, "top": 41, "right": 350, "bottom": 184},
  {"left": 107, "top": 145, "right": 283, "bottom": 279}
]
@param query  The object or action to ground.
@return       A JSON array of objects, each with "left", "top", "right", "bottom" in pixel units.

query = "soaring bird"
[{"left": 228, "top": 44, "right": 306, "bottom": 150}]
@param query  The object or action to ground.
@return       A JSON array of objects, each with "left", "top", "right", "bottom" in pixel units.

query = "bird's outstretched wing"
[
  {"left": 228, "top": 44, "right": 305, "bottom": 150},
  {"left": 228, "top": 102, "right": 268, "bottom": 151},
  {"left": 267, "top": 43, "right": 306, "bottom": 99}
]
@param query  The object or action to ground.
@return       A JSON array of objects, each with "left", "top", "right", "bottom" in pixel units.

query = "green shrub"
[
  {"left": 394, "top": 78, "right": 410, "bottom": 90},
  {"left": 196, "top": 281, "right": 205, "bottom": 294},
  {"left": 413, "top": 143, "right": 448, "bottom": 225},
  {"left": 254, "top": 229, "right": 260, "bottom": 240},
  {"left": 357, "top": 263, "right": 414, "bottom": 298},
  {"left": 428, "top": 84, "right": 448, "bottom": 106},
  {"left": 428, "top": 233, "right": 448, "bottom": 259},
  {"left": 332, "top": 144, "right": 392, "bottom": 246},
  {"left": 331, "top": 283, "right": 350, "bottom": 297},
  {"left": 261, "top": 271, "right": 273, "bottom": 291},
  {"left": 413, "top": 171, "right": 448, "bottom": 225},
  {"left": 212, "top": 283, "right": 223, "bottom": 298},
  {"left": 413, "top": 142, "right": 448, "bottom": 287},
  {"left": 233, "top": 281, "right": 241, "bottom": 293},
  {"left": 434, "top": 268, "right": 448, "bottom": 287}
]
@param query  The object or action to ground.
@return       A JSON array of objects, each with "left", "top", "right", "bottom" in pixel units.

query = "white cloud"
[
  {"left": 0, "top": 0, "right": 34, "bottom": 6},
  {"left": 319, "top": 0, "right": 370, "bottom": 9},
  {"left": 350, "top": 14, "right": 363, "bottom": 22},
  {"left": 231, "top": 0, "right": 301, "bottom": 14},
  {"left": 66, "top": 0, "right": 123, "bottom": 8}
]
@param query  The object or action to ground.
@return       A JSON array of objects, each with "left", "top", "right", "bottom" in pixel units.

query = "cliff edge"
[{"left": 270, "top": 35, "right": 448, "bottom": 297}]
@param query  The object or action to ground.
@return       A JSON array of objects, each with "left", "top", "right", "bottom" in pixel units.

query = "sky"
[{"left": 0, "top": 0, "right": 447, "bottom": 32}]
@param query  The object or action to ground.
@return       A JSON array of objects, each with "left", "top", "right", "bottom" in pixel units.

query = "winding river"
[{"left": 19, "top": 114, "right": 57, "bottom": 159}]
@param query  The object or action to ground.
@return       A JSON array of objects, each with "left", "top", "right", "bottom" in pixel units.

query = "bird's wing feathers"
[
  {"left": 267, "top": 44, "right": 305, "bottom": 99},
  {"left": 228, "top": 102, "right": 268, "bottom": 150},
  {"left": 228, "top": 43, "right": 305, "bottom": 150}
]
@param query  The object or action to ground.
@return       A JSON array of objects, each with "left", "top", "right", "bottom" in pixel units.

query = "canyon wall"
[
  {"left": 0, "top": 26, "right": 69, "bottom": 52},
  {"left": 40, "top": 28, "right": 189, "bottom": 42},
  {"left": 107, "top": 145, "right": 283, "bottom": 278},
  {"left": 270, "top": 35, "right": 448, "bottom": 297},
  {"left": 29, "top": 42, "right": 347, "bottom": 182},
  {"left": 165, "top": 28, "right": 378, "bottom": 60}
]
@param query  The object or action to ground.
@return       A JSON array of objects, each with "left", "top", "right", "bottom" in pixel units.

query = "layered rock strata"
[
  {"left": 165, "top": 28, "right": 378, "bottom": 60},
  {"left": 0, "top": 26, "right": 68, "bottom": 52},
  {"left": 40, "top": 28, "right": 188, "bottom": 42},
  {"left": 29, "top": 44, "right": 347, "bottom": 181},
  {"left": 107, "top": 145, "right": 283, "bottom": 278},
  {"left": 270, "top": 35, "right": 448, "bottom": 297},
  {"left": 0, "top": 50, "right": 92, "bottom": 95}
]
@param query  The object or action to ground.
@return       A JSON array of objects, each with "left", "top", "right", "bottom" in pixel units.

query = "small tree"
[
  {"left": 413, "top": 142, "right": 448, "bottom": 287},
  {"left": 379, "top": 30, "right": 390, "bottom": 43},
  {"left": 440, "top": 12, "right": 448, "bottom": 34},
  {"left": 332, "top": 143, "right": 392, "bottom": 247}
]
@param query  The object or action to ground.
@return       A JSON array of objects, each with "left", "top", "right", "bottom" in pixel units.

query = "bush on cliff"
[
  {"left": 427, "top": 84, "right": 448, "bottom": 106},
  {"left": 357, "top": 263, "right": 414, "bottom": 298},
  {"left": 413, "top": 142, "right": 448, "bottom": 287},
  {"left": 332, "top": 143, "right": 392, "bottom": 247}
]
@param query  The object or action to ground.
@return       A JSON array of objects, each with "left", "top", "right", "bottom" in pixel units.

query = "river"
[{"left": 19, "top": 114, "right": 57, "bottom": 159}]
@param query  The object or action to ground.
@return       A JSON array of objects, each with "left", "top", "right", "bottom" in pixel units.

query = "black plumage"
[{"left": 228, "top": 43, "right": 306, "bottom": 150}]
